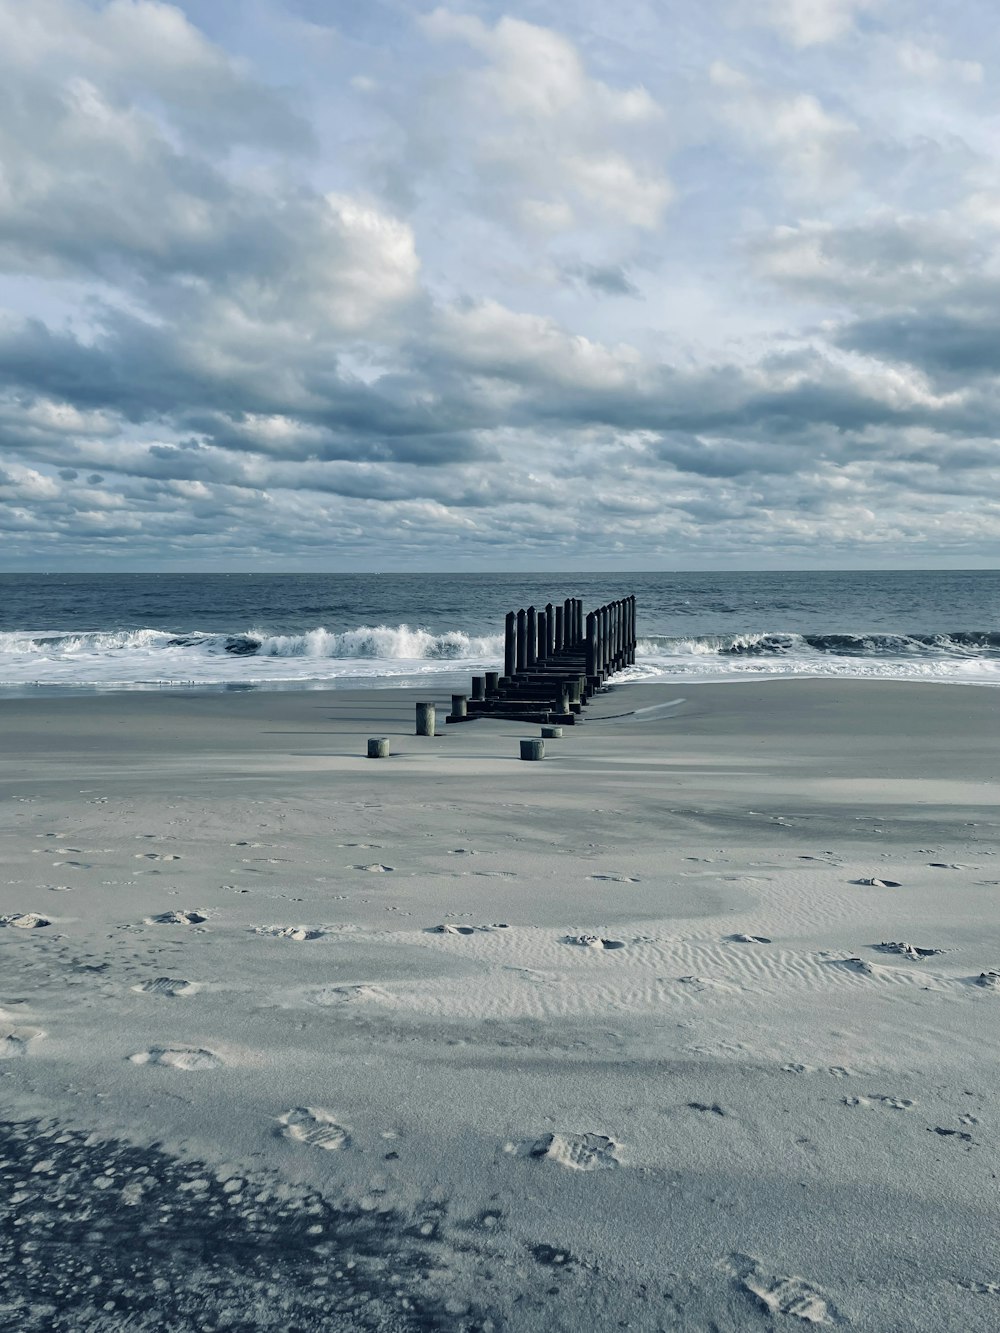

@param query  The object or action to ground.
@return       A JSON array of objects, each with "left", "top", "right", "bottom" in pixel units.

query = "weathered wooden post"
[
  {"left": 575, "top": 600, "right": 584, "bottom": 647},
  {"left": 554, "top": 604, "right": 564, "bottom": 652},
  {"left": 536, "top": 610, "right": 548, "bottom": 665},
  {"left": 526, "top": 606, "right": 537, "bottom": 669},
  {"left": 516, "top": 608, "right": 527, "bottom": 673},
  {"left": 601, "top": 605, "right": 610, "bottom": 673},
  {"left": 471, "top": 676, "right": 485, "bottom": 701},
  {"left": 614, "top": 600, "right": 622, "bottom": 668},
  {"left": 416, "top": 701, "right": 435, "bottom": 736},
  {"left": 485, "top": 670, "right": 499, "bottom": 695},
  {"left": 545, "top": 602, "right": 555, "bottom": 659},
  {"left": 586, "top": 611, "right": 598, "bottom": 681},
  {"left": 504, "top": 611, "right": 516, "bottom": 680},
  {"left": 368, "top": 737, "right": 390, "bottom": 758},
  {"left": 451, "top": 693, "right": 468, "bottom": 720},
  {"left": 563, "top": 598, "right": 574, "bottom": 646},
  {"left": 520, "top": 738, "right": 544, "bottom": 761}
]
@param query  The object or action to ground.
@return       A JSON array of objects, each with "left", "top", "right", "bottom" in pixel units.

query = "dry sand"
[{"left": 2, "top": 678, "right": 999, "bottom": 1330}]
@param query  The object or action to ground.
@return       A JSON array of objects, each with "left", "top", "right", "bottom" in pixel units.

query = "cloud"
[
  {"left": 710, "top": 62, "right": 858, "bottom": 197},
  {"left": 756, "top": 0, "right": 875, "bottom": 48},
  {"left": 0, "top": 0, "right": 998, "bottom": 568},
  {"left": 419, "top": 9, "right": 672, "bottom": 230}
]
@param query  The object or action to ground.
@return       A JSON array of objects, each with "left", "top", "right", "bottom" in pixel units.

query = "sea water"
[{"left": 1, "top": 570, "right": 999, "bottom": 692}]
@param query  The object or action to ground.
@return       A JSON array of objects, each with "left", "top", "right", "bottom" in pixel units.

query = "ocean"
[{"left": 1, "top": 570, "right": 999, "bottom": 693}]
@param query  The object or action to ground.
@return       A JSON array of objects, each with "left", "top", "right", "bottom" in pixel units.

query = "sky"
[{"left": 1, "top": 0, "right": 999, "bottom": 571}]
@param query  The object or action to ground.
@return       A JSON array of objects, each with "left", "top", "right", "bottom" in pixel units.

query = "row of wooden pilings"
[{"left": 445, "top": 594, "right": 637, "bottom": 725}]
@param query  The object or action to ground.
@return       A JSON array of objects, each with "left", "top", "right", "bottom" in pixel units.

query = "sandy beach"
[{"left": 2, "top": 677, "right": 1000, "bottom": 1330}]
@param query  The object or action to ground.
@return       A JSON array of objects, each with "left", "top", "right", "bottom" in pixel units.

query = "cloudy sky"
[{"left": 1, "top": 0, "right": 999, "bottom": 570}]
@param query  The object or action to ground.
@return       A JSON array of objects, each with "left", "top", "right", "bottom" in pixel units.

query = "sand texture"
[{"left": 2, "top": 678, "right": 1000, "bottom": 1330}]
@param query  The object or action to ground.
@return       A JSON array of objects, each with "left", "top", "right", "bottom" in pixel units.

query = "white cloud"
[
  {"left": 420, "top": 9, "right": 671, "bottom": 230},
  {"left": 758, "top": 0, "right": 874, "bottom": 47},
  {"left": 895, "top": 40, "right": 983, "bottom": 85},
  {"left": 710, "top": 62, "right": 858, "bottom": 196}
]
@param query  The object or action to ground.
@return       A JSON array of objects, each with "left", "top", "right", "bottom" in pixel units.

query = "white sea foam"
[{"left": 1, "top": 623, "right": 999, "bottom": 690}]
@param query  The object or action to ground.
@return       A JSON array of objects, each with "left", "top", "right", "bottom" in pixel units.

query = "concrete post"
[
  {"left": 368, "top": 737, "right": 390, "bottom": 758},
  {"left": 451, "top": 694, "right": 468, "bottom": 719},
  {"left": 520, "top": 738, "right": 544, "bottom": 761},
  {"left": 471, "top": 676, "right": 485, "bottom": 700},
  {"left": 416, "top": 702, "right": 435, "bottom": 736},
  {"left": 485, "top": 670, "right": 499, "bottom": 695}
]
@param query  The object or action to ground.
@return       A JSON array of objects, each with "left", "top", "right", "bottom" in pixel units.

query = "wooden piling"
[
  {"left": 485, "top": 670, "right": 499, "bottom": 695},
  {"left": 516, "top": 608, "right": 527, "bottom": 673},
  {"left": 504, "top": 611, "right": 516, "bottom": 679},
  {"left": 451, "top": 694, "right": 468, "bottom": 719},
  {"left": 526, "top": 606, "right": 537, "bottom": 670},
  {"left": 368, "top": 737, "right": 390, "bottom": 758},
  {"left": 471, "top": 676, "right": 485, "bottom": 701},
  {"left": 520, "top": 738, "right": 544, "bottom": 761}
]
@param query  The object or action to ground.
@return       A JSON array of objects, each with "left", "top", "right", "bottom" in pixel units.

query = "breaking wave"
[
  {"left": 1, "top": 623, "right": 999, "bottom": 690},
  {"left": 636, "top": 630, "right": 1000, "bottom": 658},
  {"left": 0, "top": 624, "right": 504, "bottom": 689}
]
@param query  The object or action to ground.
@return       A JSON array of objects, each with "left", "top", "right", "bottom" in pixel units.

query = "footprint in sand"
[
  {"left": 973, "top": 971, "right": 1000, "bottom": 990},
  {"left": 843, "top": 1094, "right": 913, "bottom": 1110},
  {"left": 678, "top": 974, "right": 734, "bottom": 991},
  {"left": 145, "top": 910, "right": 207, "bottom": 926},
  {"left": 876, "top": 941, "right": 944, "bottom": 960},
  {"left": 728, "top": 933, "right": 772, "bottom": 944},
  {"left": 508, "top": 1132, "right": 621, "bottom": 1171},
  {"left": 353, "top": 863, "right": 394, "bottom": 873},
  {"left": 131, "top": 977, "right": 200, "bottom": 997},
  {"left": 252, "top": 925, "right": 324, "bottom": 941},
  {"left": 0, "top": 1027, "right": 46, "bottom": 1059},
  {"left": 472, "top": 870, "right": 517, "bottom": 879},
  {"left": 689, "top": 1102, "right": 727, "bottom": 1117},
  {"left": 278, "top": 1106, "right": 350, "bottom": 1151},
  {"left": 562, "top": 934, "right": 626, "bottom": 951},
  {"left": 853, "top": 877, "right": 901, "bottom": 888},
  {"left": 129, "top": 1047, "right": 222, "bottom": 1070},
  {"left": 134, "top": 853, "right": 182, "bottom": 861},
  {"left": 427, "top": 923, "right": 508, "bottom": 936},
  {"left": 928, "top": 862, "right": 972, "bottom": 870},
  {"left": 0, "top": 913, "right": 51, "bottom": 929},
  {"left": 587, "top": 874, "right": 640, "bottom": 883},
  {"left": 306, "top": 984, "right": 389, "bottom": 1006},
  {"left": 447, "top": 848, "right": 478, "bottom": 856},
  {"left": 723, "top": 1254, "right": 844, "bottom": 1325}
]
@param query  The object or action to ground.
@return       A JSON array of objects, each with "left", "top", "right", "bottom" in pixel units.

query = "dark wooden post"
[
  {"left": 471, "top": 676, "right": 485, "bottom": 700},
  {"left": 526, "top": 606, "right": 537, "bottom": 670},
  {"left": 563, "top": 598, "right": 574, "bottom": 647},
  {"left": 504, "top": 611, "right": 516, "bottom": 679},
  {"left": 614, "top": 600, "right": 622, "bottom": 668},
  {"left": 536, "top": 610, "right": 548, "bottom": 665},
  {"left": 516, "top": 608, "right": 527, "bottom": 673},
  {"left": 575, "top": 600, "right": 584, "bottom": 647},
  {"left": 545, "top": 603, "right": 555, "bottom": 659},
  {"left": 485, "top": 670, "right": 499, "bottom": 695},
  {"left": 554, "top": 604, "right": 564, "bottom": 653},
  {"left": 586, "top": 611, "right": 598, "bottom": 680},
  {"left": 601, "top": 605, "right": 610, "bottom": 672}
]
